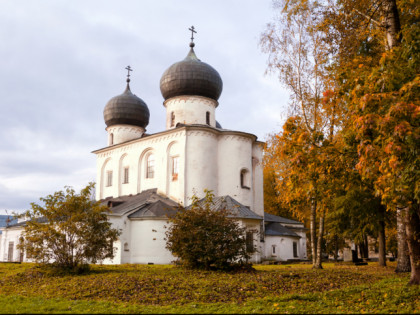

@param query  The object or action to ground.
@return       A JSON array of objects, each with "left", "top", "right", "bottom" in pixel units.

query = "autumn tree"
[
  {"left": 263, "top": 161, "right": 297, "bottom": 219},
  {"left": 165, "top": 190, "right": 253, "bottom": 270},
  {"left": 320, "top": 0, "right": 419, "bottom": 284},
  {"left": 262, "top": 0, "right": 419, "bottom": 284},
  {"left": 261, "top": 1, "right": 344, "bottom": 268},
  {"left": 17, "top": 183, "right": 120, "bottom": 272}
]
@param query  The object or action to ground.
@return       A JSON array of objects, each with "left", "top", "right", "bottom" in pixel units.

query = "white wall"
[
  {"left": 264, "top": 236, "right": 302, "bottom": 262},
  {"left": 95, "top": 129, "right": 187, "bottom": 203},
  {"left": 129, "top": 219, "right": 175, "bottom": 264},
  {"left": 164, "top": 96, "right": 217, "bottom": 129},
  {"left": 0, "top": 227, "right": 25, "bottom": 262}
]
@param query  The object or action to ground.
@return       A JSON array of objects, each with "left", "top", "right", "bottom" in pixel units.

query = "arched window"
[
  {"left": 124, "top": 242, "right": 129, "bottom": 251},
  {"left": 110, "top": 133, "right": 114, "bottom": 145},
  {"left": 146, "top": 154, "right": 155, "bottom": 179},
  {"left": 206, "top": 111, "right": 210, "bottom": 125},
  {"left": 170, "top": 112, "right": 175, "bottom": 127},
  {"left": 240, "top": 169, "right": 250, "bottom": 189}
]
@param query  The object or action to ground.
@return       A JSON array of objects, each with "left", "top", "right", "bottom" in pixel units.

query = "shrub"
[
  {"left": 17, "top": 183, "right": 120, "bottom": 272},
  {"left": 165, "top": 190, "right": 253, "bottom": 270}
]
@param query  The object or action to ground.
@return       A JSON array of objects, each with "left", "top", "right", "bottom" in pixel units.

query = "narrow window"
[
  {"left": 146, "top": 154, "right": 155, "bottom": 179},
  {"left": 123, "top": 167, "right": 129, "bottom": 184},
  {"left": 110, "top": 133, "right": 114, "bottom": 145},
  {"left": 170, "top": 112, "right": 175, "bottom": 127},
  {"left": 106, "top": 170, "right": 113, "bottom": 187},
  {"left": 206, "top": 111, "right": 210, "bottom": 125},
  {"left": 272, "top": 245, "right": 276, "bottom": 255},
  {"left": 8, "top": 242, "right": 14, "bottom": 262},
  {"left": 124, "top": 242, "right": 129, "bottom": 251},
  {"left": 293, "top": 242, "right": 298, "bottom": 258},
  {"left": 172, "top": 156, "right": 179, "bottom": 181},
  {"left": 246, "top": 232, "right": 254, "bottom": 253},
  {"left": 109, "top": 240, "right": 114, "bottom": 256},
  {"left": 240, "top": 169, "right": 250, "bottom": 189}
]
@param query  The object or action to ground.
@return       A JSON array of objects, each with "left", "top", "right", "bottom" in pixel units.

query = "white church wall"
[
  {"left": 164, "top": 96, "right": 217, "bottom": 129},
  {"left": 238, "top": 219, "right": 262, "bottom": 264},
  {"left": 166, "top": 141, "right": 184, "bottom": 203},
  {"left": 95, "top": 129, "right": 187, "bottom": 202},
  {"left": 106, "top": 125, "right": 145, "bottom": 146},
  {"left": 185, "top": 129, "right": 219, "bottom": 203},
  {"left": 0, "top": 227, "right": 24, "bottom": 262},
  {"left": 217, "top": 134, "right": 254, "bottom": 209},
  {"left": 129, "top": 219, "right": 175, "bottom": 264},
  {"left": 252, "top": 143, "right": 264, "bottom": 217},
  {"left": 264, "top": 236, "right": 302, "bottom": 262}
]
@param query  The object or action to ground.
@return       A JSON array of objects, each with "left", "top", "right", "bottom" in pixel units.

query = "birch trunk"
[
  {"left": 310, "top": 198, "right": 317, "bottom": 267},
  {"left": 314, "top": 211, "right": 325, "bottom": 269},
  {"left": 395, "top": 207, "right": 411, "bottom": 272}
]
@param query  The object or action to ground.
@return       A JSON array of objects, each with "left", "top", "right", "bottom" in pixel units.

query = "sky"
[{"left": 0, "top": 0, "right": 290, "bottom": 215}]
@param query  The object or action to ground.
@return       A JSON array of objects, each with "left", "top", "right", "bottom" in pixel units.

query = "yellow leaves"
[{"left": 388, "top": 156, "right": 399, "bottom": 170}]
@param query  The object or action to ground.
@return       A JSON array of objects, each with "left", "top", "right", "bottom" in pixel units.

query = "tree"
[
  {"left": 263, "top": 162, "right": 297, "bottom": 220},
  {"left": 17, "top": 183, "right": 120, "bottom": 271},
  {"left": 260, "top": 1, "right": 343, "bottom": 269},
  {"left": 165, "top": 190, "right": 253, "bottom": 270},
  {"left": 263, "top": 0, "right": 419, "bottom": 284}
]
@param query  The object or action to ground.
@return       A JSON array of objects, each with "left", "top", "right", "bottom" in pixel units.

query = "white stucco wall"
[
  {"left": 264, "top": 236, "right": 302, "bottom": 261},
  {"left": 129, "top": 219, "right": 175, "bottom": 264},
  {"left": 164, "top": 96, "right": 217, "bottom": 129},
  {"left": 95, "top": 129, "right": 187, "bottom": 203},
  {"left": 106, "top": 125, "right": 145, "bottom": 146},
  {"left": 0, "top": 227, "right": 25, "bottom": 262}
]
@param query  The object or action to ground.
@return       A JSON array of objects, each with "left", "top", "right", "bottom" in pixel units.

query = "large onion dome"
[
  {"left": 104, "top": 81, "right": 150, "bottom": 128},
  {"left": 160, "top": 43, "right": 223, "bottom": 101}
]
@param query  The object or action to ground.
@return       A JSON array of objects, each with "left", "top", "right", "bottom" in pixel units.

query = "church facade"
[{"left": 0, "top": 33, "right": 307, "bottom": 265}]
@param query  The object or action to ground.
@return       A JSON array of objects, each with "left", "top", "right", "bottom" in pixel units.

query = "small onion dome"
[
  {"left": 160, "top": 44, "right": 223, "bottom": 101},
  {"left": 104, "top": 83, "right": 150, "bottom": 128}
]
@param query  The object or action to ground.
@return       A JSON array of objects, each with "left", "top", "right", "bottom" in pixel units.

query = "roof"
[
  {"left": 101, "top": 189, "right": 179, "bottom": 218},
  {"left": 264, "top": 212, "right": 303, "bottom": 225},
  {"left": 0, "top": 215, "right": 18, "bottom": 233},
  {"left": 128, "top": 200, "right": 179, "bottom": 219},
  {"left": 160, "top": 45, "right": 223, "bottom": 101},
  {"left": 265, "top": 222, "right": 301, "bottom": 238},
  {"left": 188, "top": 195, "right": 263, "bottom": 220}
]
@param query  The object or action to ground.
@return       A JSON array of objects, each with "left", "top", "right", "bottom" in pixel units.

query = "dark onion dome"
[
  {"left": 160, "top": 43, "right": 223, "bottom": 101},
  {"left": 104, "top": 82, "right": 150, "bottom": 128}
]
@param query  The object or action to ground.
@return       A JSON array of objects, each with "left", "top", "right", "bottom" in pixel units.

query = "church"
[{"left": 0, "top": 29, "right": 307, "bottom": 265}]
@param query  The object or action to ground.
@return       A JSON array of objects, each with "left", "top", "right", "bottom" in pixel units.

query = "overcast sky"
[{"left": 0, "top": 0, "right": 290, "bottom": 215}]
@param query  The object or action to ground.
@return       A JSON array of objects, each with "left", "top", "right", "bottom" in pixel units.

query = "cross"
[
  {"left": 189, "top": 25, "right": 197, "bottom": 43},
  {"left": 125, "top": 65, "right": 133, "bottom": 79}
]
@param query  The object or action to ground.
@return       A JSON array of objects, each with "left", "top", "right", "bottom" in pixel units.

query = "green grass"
[{"left": 0, "top": 262, "right": 418, "bottom": 314}]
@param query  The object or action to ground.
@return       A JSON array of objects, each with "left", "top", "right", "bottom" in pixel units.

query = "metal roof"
[
  {"left": 160, "top": 46, "right": 223, "bottom": 101},
  {"left": 264, "top": 212, "right": 303, "bottom": 225},
  {"left": 188, "top": 195, "right": 263, "bottom": 220},
  {"left": 103, "top": 83, "right": 150, "bottom": 128},
  {"left": 101, "top": 189, "right": 179, "bottom": 217},
  {"left": 265, "top": 222, "right": 301, "bottom": 238}
]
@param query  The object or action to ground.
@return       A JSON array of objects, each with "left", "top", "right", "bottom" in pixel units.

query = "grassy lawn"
[{"left": 0, "top": 262, "right": 418, "bottom": 314}]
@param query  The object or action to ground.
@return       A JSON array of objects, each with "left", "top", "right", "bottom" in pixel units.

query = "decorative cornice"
[{"left": 163, "top": 95, "right": 219, "bottom": 108}]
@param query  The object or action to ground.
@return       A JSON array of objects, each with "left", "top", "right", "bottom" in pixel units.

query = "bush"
[
  {"left": 165, "top": 190, "right": 253, "bottom": 270},
  {"left": 17, "top": 183, "right": 120, "bottom": 272}
]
